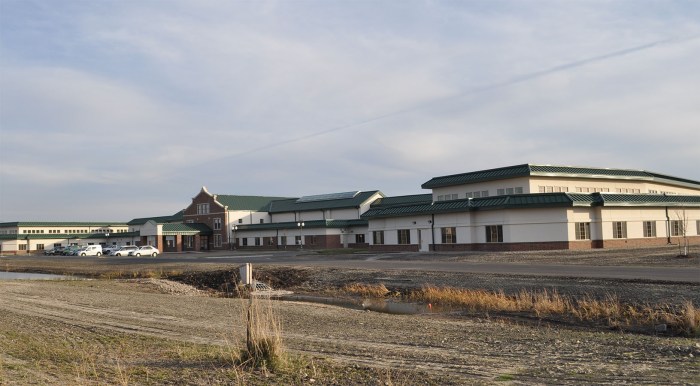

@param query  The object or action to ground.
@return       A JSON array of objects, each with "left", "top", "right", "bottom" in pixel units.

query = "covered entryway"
[{"left": 160, "top": 223, "right": 212, "bottom": 252}]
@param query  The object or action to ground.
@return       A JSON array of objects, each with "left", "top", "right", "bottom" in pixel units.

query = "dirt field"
[{"left": 1, "top": 247, "right": 699, "bottom": 385}]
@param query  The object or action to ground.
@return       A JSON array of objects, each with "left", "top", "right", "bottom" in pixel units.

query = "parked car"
[
  {"left": 78, "top": 245, "right": 102, "bottom": 257},
  {"left": 112, "top": 246, "right": 138, "bottom": 256},
  {"left": 44, "top": 246, "right": 64, "bottom": 255},
  {"left": 128, "top": 245, "right": 160, "bottom": 257},
  {"left": 102, "top": 245, "right": 120, "bottom": 255},
  {"left": 62, "top": 246, "right": 81, "bottom": 256}
]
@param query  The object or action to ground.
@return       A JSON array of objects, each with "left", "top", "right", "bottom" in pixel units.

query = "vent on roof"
[{"left": 297, "top": 191, "right": 360, "bottom": 203}]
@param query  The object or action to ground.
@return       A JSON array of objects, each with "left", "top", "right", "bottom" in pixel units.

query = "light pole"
[
  {"left": 232, "top": 225, "right": 238, "bottom": 250},
  {"left": 297, "top": 222, "right": 305, "bottom": 249}
]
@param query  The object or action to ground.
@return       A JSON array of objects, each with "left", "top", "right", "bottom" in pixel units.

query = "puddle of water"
[
  {"left": 0, "top": 271, "right": 81, "bottom": 280},
  {"left": 279, "top": 294, "right": 446, "bottom": 315}
]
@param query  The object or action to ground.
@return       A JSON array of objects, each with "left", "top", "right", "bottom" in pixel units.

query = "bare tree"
[{"left": 674, "top": 209, "right": 689, "bottom": 257}]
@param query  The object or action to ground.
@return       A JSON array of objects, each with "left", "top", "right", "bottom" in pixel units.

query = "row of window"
[
  {"left": 19, "top": 229, "right": 127, "bottom": 234},
  {"left": 575, "top": 220, "right": 694, "bottom": 240},
  {"left": 368, "top": 219, "right": 697, "bottom": 245},
  {"left": 437, "top": 187, "right": 524, "bottom": 201},
  {"left": 371, "top": 226, "right": 503, "bottom": 245}
]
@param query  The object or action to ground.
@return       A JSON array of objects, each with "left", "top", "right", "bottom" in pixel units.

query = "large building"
[
  {"left": 363, "top": 164, "right": 700, "bottom": 251},
  {"left": 1, "top": 164, "right": 699, "bottom": 254}
]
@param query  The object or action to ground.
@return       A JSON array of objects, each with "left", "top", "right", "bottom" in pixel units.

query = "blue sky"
[{"left": 1, "top": 0, "right": 699, "bottom": 222}]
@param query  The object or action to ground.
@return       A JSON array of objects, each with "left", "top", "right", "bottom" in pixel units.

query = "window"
[
  {"left": 37, "top": 244, "right": 44, "bottom": 250},
  {"left": 497, "top": 189, "right": 505, "bottom": 195},
  {"left": 612, "top": 222, "right": 627, "bottom": 239},
  {"left": 214, "top": 234, "right": 222, "bottom": 247},
  {"left": 295, "top": 235, "right": 301, "bottom": 245},
  {"left": 238, "top": 218, "right": 243, "bottom": 223},
  {"left": 19, "top": 244, "right": 27, "bottom": 251},
  {"left": 213, "top": 218, "right": 221, "bottom": 230},
  {"left": 643, "top": 221, "right": 656, "bottom": 237},
  {"left": 373, "top": 231, "right": 384, "bottom": 245},
  {"left": 485, "top": 225, "right": 503, "bottom": 243},
  {"left": 255, "top": 237, "right": 261, "bottom": 246},
  {"left": 575, "top": 222, "right": 591, "bottom": 240},
  {"left": 514, "top": 187, "right": 523, "bottom": 194},
  {"left": 196, "top": 203, "right": 210, "bottom": 214},
  {"left": 671, "top": 220, "right": 683, "bottom": 236},
  {"left": 260, "top": 219, "right": 264, "bottom": 224},
  {"left": 267, "top": 237, "right": 275, "bottom": 246},
  {"left": 466, "top": 190, "right": 489, "bottom": 198},
  {"left": 242, "top": 238, "right": 248, "bottom": 246},
  {"left": 397, "top": 229, "right": 411, "bottom": 244},
  {"left": 280, "top": 236, "right": 287, "bottom": 246},
  {"left": 355, "top": 234, "right": 365, "bottom": 243},
  {"left": 441, "top": 227, "right": 457, "bottom": 244}
]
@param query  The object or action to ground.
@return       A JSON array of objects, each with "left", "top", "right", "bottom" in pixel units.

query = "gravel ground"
[{"left": 1, "top": 246, "right": 699, "bottom": 384}]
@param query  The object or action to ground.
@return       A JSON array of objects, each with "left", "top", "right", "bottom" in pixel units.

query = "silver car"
[
  {"left": 128, "top": 245, "right": 160, "bottom": 257},
  {"left": 112, "top": 246, "right": 138, "bottom": 256}
]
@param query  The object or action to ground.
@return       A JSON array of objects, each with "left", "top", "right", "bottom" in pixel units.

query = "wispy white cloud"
[{"left": 1, "top": 0, "right": 699, "bottom": 221}]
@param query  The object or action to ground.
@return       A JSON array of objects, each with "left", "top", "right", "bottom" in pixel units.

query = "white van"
[{"left": 78, "top": 245, "right": 103, "bottom": 257}]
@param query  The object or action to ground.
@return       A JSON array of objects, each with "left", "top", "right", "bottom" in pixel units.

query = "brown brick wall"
[{"left": 183, "top": 191, "right": 227, "bottom": 251}]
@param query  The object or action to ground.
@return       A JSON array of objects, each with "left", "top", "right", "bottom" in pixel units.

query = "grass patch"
[
  {"left": 343, "top": 282, "right": 390, "bottom": 298},
  {"left": 408, "top": 285, "right": 699, "bottom": 336}
]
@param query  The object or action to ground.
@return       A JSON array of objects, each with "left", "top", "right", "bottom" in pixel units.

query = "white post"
[{"left": 240, "top": 263, "right": 252, "bottom": 286}]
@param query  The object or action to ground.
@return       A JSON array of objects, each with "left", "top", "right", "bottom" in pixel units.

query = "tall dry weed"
[{"left": 239, "top": 294, "right": 285, "bottom": 371}]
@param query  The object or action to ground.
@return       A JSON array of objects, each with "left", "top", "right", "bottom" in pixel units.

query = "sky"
[{"left": 1, "top": 0, "right": 699, "bottom": 222}]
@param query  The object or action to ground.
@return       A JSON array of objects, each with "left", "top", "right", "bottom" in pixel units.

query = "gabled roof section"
[
  {"left": 267, "top": 191, "right": 383, "bottom": 213},
  {"left": 215, "top": 195, "right": 295, "bottom": 211},
  {"left": 421, "top": 164, "right": 700, "bottom": 190},
  {"left": 128, "top": 211, "right": 184, "bottom": 226}
]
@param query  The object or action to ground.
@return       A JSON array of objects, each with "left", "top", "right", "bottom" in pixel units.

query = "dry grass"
[
  {"left": 343, "top": 283, "right": 390, "bottom": 298},
  {"left": 408, "top": 285, "right": 700, "bottom": 336},
  {"left": 238, "top": 293, "right": 286, "bottom": 371}
]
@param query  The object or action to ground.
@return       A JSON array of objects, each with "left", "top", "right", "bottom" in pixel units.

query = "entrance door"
[{"left": 418, "top": 229, "right": 430, "bottom": 252}]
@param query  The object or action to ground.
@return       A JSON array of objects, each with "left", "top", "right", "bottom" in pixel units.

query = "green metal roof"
[
  {"left": 362, "top": 192, "right": 700, "bottom": 219},
  {"left": 363, "top": 193, "right": 605, "bottom": 219},
  {"left": 369, "top": 194, "right": 433, "bottom": 208},
  {"left": 214, "top": 195, "right": 294, "bottom": 211},
  {"left": 593, "top": 193, "right": 700, "bottom": 207},
  {"left": 161, "top": 223, "right": 212, "bottom": 235},
  {"left": 235, "top": 219, "right": 368, "bottom": 231},
  {"left": 128, "top": 211, "right": 184, "bottom": 225},
  {"left": 267, "top": 191, "right": 383, "bottom": 213},
  {"left": 421, "top": 164, "right": 700, "bottom": 189}
]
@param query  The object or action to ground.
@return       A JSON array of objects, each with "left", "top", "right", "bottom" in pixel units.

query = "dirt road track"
[{"left": 1, "top": 279, "right": 698, "bottom": 385}]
